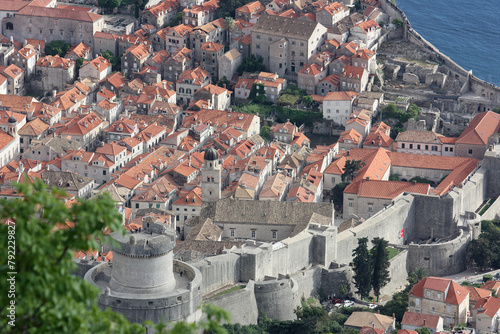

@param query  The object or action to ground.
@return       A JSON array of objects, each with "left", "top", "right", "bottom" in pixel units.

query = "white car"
[
  {"left": 344, "top": 300, "right": 354, "bottom": 307},
  {"left": 334, "top": 303, "right": 343, "bottom": 308},
  {"left": 368, "top": 303, "right": 377, "bottom": 309}
]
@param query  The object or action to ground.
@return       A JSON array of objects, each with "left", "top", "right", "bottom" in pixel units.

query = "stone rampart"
[
  {"left": 480, "top": 197, "right": 500, "bottom": 221},
  {"left": 380, "top": 249, "right": 408, "bottom": 297},
  {"left": 192, "top": 253, "right": 241, "bottom": 295},
  {"left": 407, "top": 227, "right": 472, "bottom": 276},
  {"left": 208, "top": 281, "right": 259, "bottom": 326},
  {"left": 336, "top": 194, "right": 416, "bottom": 265},
  {"left": 254, "top": 278, "right": 300, "bottom": 321}
]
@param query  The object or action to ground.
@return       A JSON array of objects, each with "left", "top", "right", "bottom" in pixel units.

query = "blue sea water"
[{"left": 396, "top": 0, "right": 500, "bottom": 86}]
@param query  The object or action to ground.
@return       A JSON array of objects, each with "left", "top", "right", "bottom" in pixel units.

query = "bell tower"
[{"left": 201, "top": 148, "right": 221, "bottom": 202}]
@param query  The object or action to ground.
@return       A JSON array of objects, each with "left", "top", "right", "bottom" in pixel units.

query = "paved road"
[{"left": 442, "top": 268, "right": 500, "bottom": 284}]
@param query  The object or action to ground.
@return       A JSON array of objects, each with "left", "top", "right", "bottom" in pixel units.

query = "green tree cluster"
[
  {"left": 352, "top": 237, "right": 391, "bottom": 301},
  {"left": 45, "top": 40, "right": 71, "bottom": 57},
  {"left": 98, "top": 0, "right": 121, "bottom": 8},
  {"left": 383, "top": 103, "right": 420, "bottom": 138},
  {"left": 249, "top": 83, "right": 267, "bottom": 103},
  {"left": 392, "top": 18, "right": 404, "bottom": 28},
  {"left": 168, "top": 12, "right": 183, "bottom": 27},
  {"left": 342, "top": 160, "right": 366, "bottom": 182},
  {"left": 0, "top": 179, "right": 230, "bottom": 333},
  {"left": 331, "top": 182, "right": 349, "bottom": 209},
  {"left": 100, "top": 51, "right": 121, "bottom": 72},
  {"left": 237, "top": 55, "right": 267, "bottom": 75},
  {"left": 218, "top": 307, "right": 361, "bottom": 334},
  {"left": 468, "top": 219, "right": 500, "bottom": 270},
  {"left": 260, "top": 126, "right": 271, "bottom": 141}
]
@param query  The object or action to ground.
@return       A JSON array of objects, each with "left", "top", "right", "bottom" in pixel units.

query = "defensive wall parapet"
[
  {"left": 85, "top": 260, "right": 203, "bottom": 323},
  {"left": 336, "top": 194, "right": 416, "bottom": 265},
  {"left": 254, "top": 277, "right": 300, "bottom": 321},
  {"left": 207, "top": 281, "right": 259, "bottom": 326},
  {"left": 407, "top": 226, "right": 472, "bottom": 276}
]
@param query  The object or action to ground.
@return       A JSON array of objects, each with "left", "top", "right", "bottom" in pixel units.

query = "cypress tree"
[
  {"left": 371, "top": 237, "right": 391, "bottom": 301},
  {"left": 352, "top": 237, "right": 372, "bottom": 300}
]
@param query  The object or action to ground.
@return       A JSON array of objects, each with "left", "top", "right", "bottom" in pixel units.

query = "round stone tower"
[
  {"left": 201, "top": 148, "right": 221, "bottom": 202},
  {"left": 85, "top": 217, "right": 202, "bottom": 324}
]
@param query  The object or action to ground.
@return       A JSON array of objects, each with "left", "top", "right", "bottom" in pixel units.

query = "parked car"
[
  {"left": 334, "top": 303, "right": 343, "bottom": 308},
  {"left": 333, "top": 298, "right": 344, "bottom": 304},
  {"left": 344, "top": 300, "right": 354, "bottom": 307},
  {"left": 368, "top": 303, "right": 377, "bottom": 309}
]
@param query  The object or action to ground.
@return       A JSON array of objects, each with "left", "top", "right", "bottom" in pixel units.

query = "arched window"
[
  {"left": 6, "top": 23, "right": 13, "bottom": 30},
  {"left": 179, "top": 87, "right": 184, "bottom": 93}
]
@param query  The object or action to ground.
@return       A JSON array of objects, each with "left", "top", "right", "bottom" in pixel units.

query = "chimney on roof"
[
  {"left": 423, "top": 319, "right": 426, "bottom": 326},
  {"left": 412, "top": 180, "right": 417, "bottom": 185}
]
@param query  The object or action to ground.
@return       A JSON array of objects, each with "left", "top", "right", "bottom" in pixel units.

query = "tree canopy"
[
  {"left": 249, "top": 83, "right": 267, "bottom": 104},
  {"left": 468, "top": 219, "right": 500, "bottom": 270},
  {"left": 342, "top": 160, "right": 365, "bottom": 182},
  {"left": 45, "top": 40, "right": 71, "bottom": 57},
  {"left": 98, "top": 0, "right": 122, "bottom": 9},
  {"left": 370, "top": 238, "right": 391, "bottom": 301},
  {"left": 352, "top": 238, "right": 372, "bottom": 300},
  {"left": 0, "top": 178, "right": 229, "bottom": 333},
  {"left": 260, "top": 126, "right": 271, "bottom": 141},
  {"left": 237, "top": 55, "right": 267, "bottom": 75}
]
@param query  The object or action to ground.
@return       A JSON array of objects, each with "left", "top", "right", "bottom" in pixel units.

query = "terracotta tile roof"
[
  {"left": 55, "top": 112, "right": 102, "bottom": 136},
  {"left": 481, "top": 281, "right": 500, "bottom": 293},
  {"left": 0, "top": 129, "right": 14, "bottom": 149},
  {"left": 94, "top": 31, "right": 120, "bottom": 40},
  {"left": 86, "top": 56, "right": 111, "bottom": 72},
  {"left": 177, "top": 66, "right": 210, "bottom": 86},
  {"left": 126, "top": 44, "right": 151, "bottom": 60},
  {"left": 196, "top": 83, "right": 230, "bottom": 96},
  {"left": 323, "top": 1, "right": 345, "bottom": 15},
  {"left": 324, "top": 90, "right": 358, "bottom": 101},
  {"left": 18, "top": 118, "right": 49, "bottom": 137},
  {"left": 17, "top": 5, "right": 102, "bottom": 22},
  {"left": 102, "top": 72, "right": 127, "bottom": 89},
  {"left": 66, "top": 42, "right": 92, "bottom": 59},
  {"left": 360, "top": 327, "right": 385, "bottom": 334},
  {"left": 353, "top": 48, "right": 376, "bottom": 60},
  {"left": 464, "top": 286, "right": 491, "bottom": 302},
  {"left": 0, "top": 64, "right": 23, "bottom": 78},
  {"left": 96, "top": 142, "right": 126, "bottom": 157},
  {"left": 345, "top": 312, "right": 394, "bottom": 331},
  {"left": 363, "top": 130, "right": 394, "bottom": 148},
  {"left": 456, "top": 111, "right": 500, "bottom": 146},
  {"left": 0, "top": 110, "right": 25, "bottom": 125},
  {"left": 402, "top": 311, "right": 441, "bottom": 329},
  {"left": 236, "top": 1, "right": 264, "bottom": 14},
  {"left": 354, "top": 19, "right": 381, "bottom": 33},
  {"left": 389, "top": 152, "right": 477, "bottom": 171},
  {"left": 431, "top": 158, "right": 479, "bottom": 196},
  {"left": 37, "top": 55, "right": 74, "bottom": 69},
  {"left": 396, "top": 130, "right": 447, "bottom": 144},
  {"left": 339, "top": 128, "right": 363, "bottom": 144},
  {"left": 143, "top": 0, "right": 180, "bottom": 17},
  {"left": 342, "top": 65, "right": 366, "bottom": 79},
  {"left": 201, "top": 42, "right": 224, "bottom": 52},
  {"left": 344, "top": 179, "right": 429, "bottom": 199},
  {"left": 472, "top": 296, "right": 500, "bottom": 318},
  {"left": 278, "top": 8, "right": 300, "bottom": 18},
  {"left": 182, "top": 109, "right": 257, "bottom": 133},
  {"left": 299, "top": 63, "right": 324, "bottom": 75},
  {"left": 397, "top": 330, "right": 417, "bottom": 334},
  {"left": 185, "top": 217, "right": 222, "bottom": 241},
  {"left": 409, "top": 277, "right": 469, "bottom": 306}
]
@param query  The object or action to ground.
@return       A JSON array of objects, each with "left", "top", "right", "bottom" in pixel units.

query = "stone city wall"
[
  {"left": 208, "top": 281, "right": 259, "bottom": 326},
  {"left": 336, "top": 194, "right": 416, "bottom": 265},
  {"left": 407, "top": 226, "right": 473, "bottom": 276}
]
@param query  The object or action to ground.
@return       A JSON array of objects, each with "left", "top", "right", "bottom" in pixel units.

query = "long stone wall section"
[
  {"left": 208, "top": 281, "right": 259, "bottom": 326},
  {"left": 336, "top": 194, "right": 416, "bottom": 265},
  {"left": 254, "top": 278, "right": 300, "bottom": 321},
  {"left": 192, "top": 253, "right": 241, "bottom": 295},
  {"left": 407, "top": 227, "right": 472, "bottom": 276}
]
